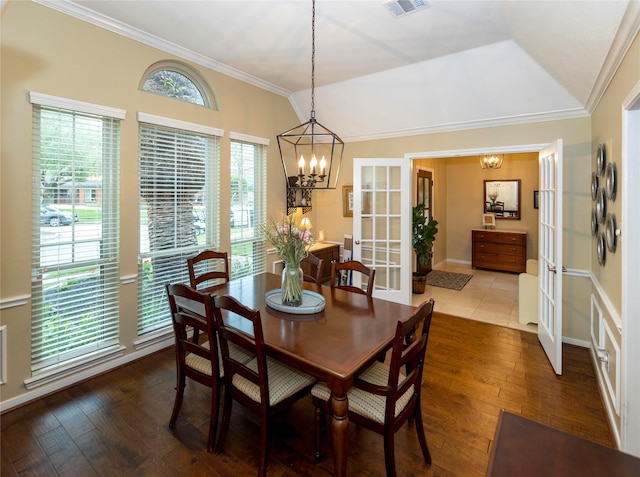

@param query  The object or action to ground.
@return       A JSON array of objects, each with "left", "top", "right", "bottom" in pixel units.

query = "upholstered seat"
[{"left": 311, "top": 361, "right": 414, "bottom": 423}]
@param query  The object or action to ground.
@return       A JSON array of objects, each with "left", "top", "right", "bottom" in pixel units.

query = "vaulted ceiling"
[{"left": 39, "top": 0, "right": 639, "bottom": 141}]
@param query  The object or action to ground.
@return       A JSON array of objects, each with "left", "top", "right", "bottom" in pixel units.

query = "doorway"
[
  {"left": 415, "top": 168, "right": 433, "bottom": 274},
  {"left": 621, "top": 81, "right": 640, "bottom": 454},
  {"left": 408, "top": 144, "right": 547, "bottom": 331}
]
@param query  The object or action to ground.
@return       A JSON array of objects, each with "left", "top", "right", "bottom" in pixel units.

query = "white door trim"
[{"left": 621, "top": 80, "right": 640, "bottom": 455}]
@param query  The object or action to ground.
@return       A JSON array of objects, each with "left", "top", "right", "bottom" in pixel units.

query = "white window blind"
[
  {"left": 230, "top": 136, "right": 268, "bottom": 278},
  {"left": 138, "top": 117, "right": 220, "bottom": 335},
  {"left": 30, "top": 100, "right": 122, "bottom": 373}
]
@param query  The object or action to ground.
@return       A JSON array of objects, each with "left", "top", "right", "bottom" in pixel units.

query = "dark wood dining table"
[
  {"left": 487, "top": 411, "right": 640, "bottom": 476},
  {"left": 199, "top": 272, "right": 417, "bottom": 476}
]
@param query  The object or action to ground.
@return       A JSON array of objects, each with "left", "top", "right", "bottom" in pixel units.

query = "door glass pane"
[
  {"left": 362, "top": 167, "right": 374, "bottom": 189},
  {"left": 375, "top": 191, "right": 387, "bottom": 215},
  {"left": 375, "top": 217, "right": 387, "bottom": 240},
  {"left": 363, "top": 191, "right": 373, "bottom": 216},
  {"left": 374, "top": 166, "right": 387, "bottom": 189},
  {"left": 390, "top": 216, "right": 401, "bottom": 240},
  {"left": 389, "top": 191, "right": 401, "bottom": 215},
  {"left": 389, "top": 166, "right": 401, "bottom": 189}
]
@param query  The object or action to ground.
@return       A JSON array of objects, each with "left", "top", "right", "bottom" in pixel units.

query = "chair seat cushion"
[
  {"left": 232, "top": 357, "right": 316, "bottom": 406},
  {"left": 185, "top": 340, "right": 254, "bottom": 378},
  {"left": 311, "top": 361, "right": 414, "bottom": 424}
]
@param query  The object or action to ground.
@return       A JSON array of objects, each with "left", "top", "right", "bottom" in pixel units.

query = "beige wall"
[
  {"left": 314, "top": 121, "right": 593, "bottom": 336},
  {"left": 2, "top": 1, "right": 632, "bottom": 412},
  {"left": 591, "top": 33, "right": 640, "bottom": 314},
  {"left": 589, "top": 28, "right": 640, "bottom": 446},
  {"left": 0, "top": 2, "right": 298, "bottom": 402}
]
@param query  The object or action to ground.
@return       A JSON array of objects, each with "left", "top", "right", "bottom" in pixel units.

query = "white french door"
[
  {"left": 353, "top": 158, "right": 412, "bottom": 304},
  {"left": 538, "top": 139, "right": 563, "bottom": 375}
]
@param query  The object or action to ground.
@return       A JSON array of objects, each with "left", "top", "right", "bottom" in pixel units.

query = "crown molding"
[
  {"left": 344, "top": 108, "right": 590, "bottom": 143},
  {"left": 585, "top": 0, "right": 640, "bottom": 114},
  {"left": 34, "top": 0, "right": 291, "bottom": 98}
]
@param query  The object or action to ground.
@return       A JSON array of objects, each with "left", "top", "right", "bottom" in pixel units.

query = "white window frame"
[
  {"left": 230, "top": 132, "right": 268, "bottom": 279},
  {"left": 27, "top": 92, "right": 125, "bottom": 388},
  {"left": 136, "top": 112, "right": 223, "bottom": 343}
]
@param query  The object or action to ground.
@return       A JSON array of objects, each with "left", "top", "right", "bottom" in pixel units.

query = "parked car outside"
[{"left": 40, "top": 206, "right": 76, "bottom": 226}]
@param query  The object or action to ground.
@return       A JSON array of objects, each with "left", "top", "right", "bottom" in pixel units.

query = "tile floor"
[{"left": 411, "top": 262, "right": 538, "bottom": 333}]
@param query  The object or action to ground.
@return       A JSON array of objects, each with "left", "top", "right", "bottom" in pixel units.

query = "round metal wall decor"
[
  {"left": 596, "top": 143, "right": 607, "bottom": 176},
  {"left": 591, "top": 209, "right": 598, "bottom": 236},
  {"left": 595, "top": 187, "right": 606, "bottom": 224},
  {"left": 591, "top": 172, "right": 599, "bottom": 200},
  {"left": 605, "top": 162, "right": 617, "bottom": 201},
  {"left": 605, "top": 213, "right": 617, "bottom": 253},
  {"left": 597, "top": 232, "right": 606, "bottom": 266}
]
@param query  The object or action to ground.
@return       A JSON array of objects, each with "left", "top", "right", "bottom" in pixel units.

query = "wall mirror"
[{"left": 484, "top": 179, "right": 521, "bottom": 220}]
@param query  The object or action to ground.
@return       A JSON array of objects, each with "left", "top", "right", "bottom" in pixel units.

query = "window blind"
[
  {"left": 230, "top": 136, "right": 268, "bottom": 279},
  {"left": 30, "top": 100, "right": 122, "bottom": 373},
  {"left": 138, "top": 117, "right": 220, "bottom": 335}
]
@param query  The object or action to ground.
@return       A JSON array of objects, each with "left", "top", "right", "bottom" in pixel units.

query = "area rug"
[{"left": 425, "top": 270, "right": 472, "bottom": 291}]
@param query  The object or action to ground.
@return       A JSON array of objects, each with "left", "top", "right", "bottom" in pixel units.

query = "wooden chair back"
[
  {"left": 330, "top": 259, "right": 376, "bottom": 298},
  {"left": 188, "top": 250, "right": 230, "bottom": 291},
  {"left": 213, "top": 294, "right": 266, "bottom": 403},
  {"left": 382, "top": 298, "right": 434, "bottom": 427},
  {"left": 311, "top": 298, "right": 435, "bottom": 475},
  {"left": 212, "top": 294, "right": 316, "bottom": 476},
  {"left": 165, "top": 283, "right": 219, "bottom": 452},
  {"left": 301, "top": 252, "right": 324, "bottom": 288}
]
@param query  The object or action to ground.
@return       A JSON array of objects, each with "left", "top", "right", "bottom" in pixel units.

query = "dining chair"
[
  {"left": 165, "top": 283, "right": 220, "bottom": 452},
  {"left": 301, "top": 252, "right": 324, "bottom": 288},
  {"left": 187, "top": 250, "right": 230, "bottom": 292},
  {"left": 311, "top": 298, "right": 435, "bottom": 477},
  {"left": 330, "top": 259, "right": 376, "bottom": 298},
  {"left": 212, "top": 294, "right": 317, "bottom": 477}
]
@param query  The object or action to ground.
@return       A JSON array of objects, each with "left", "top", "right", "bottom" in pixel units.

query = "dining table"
[{"left": 197, "top": 272, "right": 418, "bottom": 476}]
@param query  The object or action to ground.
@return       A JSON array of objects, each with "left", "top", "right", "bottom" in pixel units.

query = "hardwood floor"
[{"left": 1, "top": 313, "right": 612, "bottom": 476}]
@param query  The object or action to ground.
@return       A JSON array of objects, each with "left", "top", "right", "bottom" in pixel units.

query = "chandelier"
[
  {"left": 480, "top": 154, "right": 503, "bottom": 169},
  {"left": 277, "top": 0, "right": 344, "bottom": 215}
]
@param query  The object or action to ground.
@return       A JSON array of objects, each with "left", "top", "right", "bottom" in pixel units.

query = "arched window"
[{"left": 140, "top": 61, "right": 218, "bottom": 109}]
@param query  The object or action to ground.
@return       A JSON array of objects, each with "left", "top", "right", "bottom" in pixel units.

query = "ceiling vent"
[{"left": 383, "top": 0, "right": 429, "bottom": 18}]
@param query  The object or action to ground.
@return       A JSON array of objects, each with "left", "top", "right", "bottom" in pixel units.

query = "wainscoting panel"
[{"left": 590, "top": 287, "right": 623, "bottom": 447}]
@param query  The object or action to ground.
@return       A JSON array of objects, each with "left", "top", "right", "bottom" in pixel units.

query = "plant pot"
[{"left": 412, "top": 272, "right": 427, "bottom": 294}]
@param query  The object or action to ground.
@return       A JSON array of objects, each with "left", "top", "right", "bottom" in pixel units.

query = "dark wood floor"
[{"left": 1, "top": 313, "right": 614, "bottom": 476}]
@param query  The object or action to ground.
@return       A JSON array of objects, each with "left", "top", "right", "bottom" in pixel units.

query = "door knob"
[{"left": 355, "top": 240, "right": 360, "bottom": 245}]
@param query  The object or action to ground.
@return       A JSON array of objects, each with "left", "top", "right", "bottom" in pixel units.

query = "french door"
[
  {"left": 538, "top": 139, "right": 564, "bottom": 375},
  {"left": 353, "top": 158, "right": 412, "bottom": 304}
]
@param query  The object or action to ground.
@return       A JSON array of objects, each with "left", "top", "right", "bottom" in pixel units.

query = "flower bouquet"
[{"left": 263, "top": 215, "right": 315, "bottom": 306}]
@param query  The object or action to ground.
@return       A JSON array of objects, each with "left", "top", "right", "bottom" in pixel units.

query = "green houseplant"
[{"left": 412, "top": 204, "right": 438, "bottom": 294}]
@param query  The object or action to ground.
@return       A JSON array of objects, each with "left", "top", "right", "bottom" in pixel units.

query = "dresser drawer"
[
  {"left": 474, "top": 253, "right": 525, "bottom": 273},
  {"left": 494, "top": 233, "right": 526, "bottom": 246},
  {"left": 473, "top": 242, "right": 524, "bottom": 256},
  {"left": 471, "top": 229, "right": 527, "bottom": 273}
]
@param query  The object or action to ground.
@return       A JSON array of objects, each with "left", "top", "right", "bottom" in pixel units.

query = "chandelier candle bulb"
[
  {"left": 320, "top": 156, "right": 326, "bottom": 176},
  {"left": 298, "top": 156, "right": 305, "bottom": 176},
  {"left": 310, "top": 155, "right": 317, "bottom": 175}
]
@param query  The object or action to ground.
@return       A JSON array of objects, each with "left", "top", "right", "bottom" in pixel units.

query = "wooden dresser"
[
  {"left": 303, "top": 242, "right": 340, "bottom": 283},
  {"left": 472, "top": 229, "right": 526, "bottom": 273}
]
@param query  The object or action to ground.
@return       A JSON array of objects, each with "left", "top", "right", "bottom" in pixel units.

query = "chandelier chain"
[{"left": 311, "top": 0, "right": 315, "bottom": 119}]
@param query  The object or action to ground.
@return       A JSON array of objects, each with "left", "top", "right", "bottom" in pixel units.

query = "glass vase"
[{"left": 281, "top": 263, "right": 304, "bottom": 307}]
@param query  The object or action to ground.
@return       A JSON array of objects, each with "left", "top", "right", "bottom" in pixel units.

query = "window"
[
  {"left": 140, "top": 61, "right": 217, "bottom": 109},
  {"left": 230, "top": 133, "right": 268, "bottom": 279},
  {"left": 29, "top": 92, "right": 124, "bottom": 379},
  {"left": 137, "top": 113, "right": 222, "bottom": 337}
]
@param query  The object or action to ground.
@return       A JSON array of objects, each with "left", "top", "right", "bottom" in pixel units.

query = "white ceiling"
[{"left": 38, "top": 0, "right": 639, "bottom": 141}]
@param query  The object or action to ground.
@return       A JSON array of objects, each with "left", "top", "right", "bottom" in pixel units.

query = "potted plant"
[{"left": 412, "top": 204, "right": 438, "bottom": 294}]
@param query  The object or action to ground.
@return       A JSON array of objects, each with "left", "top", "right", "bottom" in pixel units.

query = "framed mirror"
[{"left": 484, "top": 179, "right": 521, "bottom": 220}]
